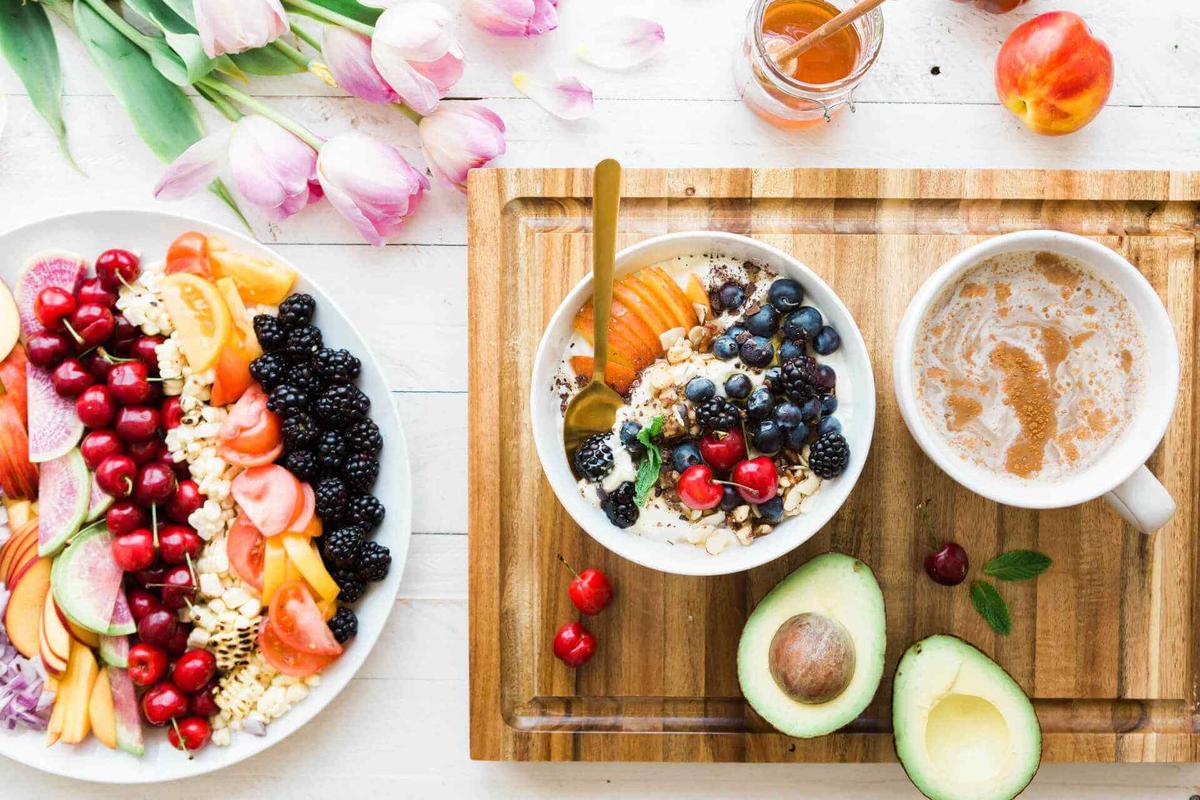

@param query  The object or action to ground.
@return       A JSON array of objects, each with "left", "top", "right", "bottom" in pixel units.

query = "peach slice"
[
  {"left": 570, "top": 356, "right": 635, "bottom": 395},
  {"left": 610, "top": 298, "right": 663, "bottom": 360},
  {"left": 89, "top": 669, "right": 117, "bottom": 749},
  {"left": 573, "top": 305, "right": 653, "bottom": 370},
  {"left": 59, "top": 639, "right": 98, "bottom": 745},
  {"left": 631, "top": 271, "right": 689, "bottom": 331},
  {"left": 614, "top": 279, "right": 672, "bottom": 337},
  {"left": 649, "top": 267, "right": 699, "bottom": 328},
  {"left": 5, "top": 557, "right": 50, "bottom": 659},
  {"left": 685, "top": 274, "right": 712, "bottom": 319}
]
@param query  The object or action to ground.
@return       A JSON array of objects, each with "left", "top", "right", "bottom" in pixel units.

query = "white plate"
[{"left": 0, "top": 210, "right": 412, "bottom": 783}]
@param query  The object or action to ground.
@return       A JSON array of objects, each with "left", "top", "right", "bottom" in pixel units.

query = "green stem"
[
  {"left": 271, "top": 39, "right": 310, "bottom": 69},
  {"left": 198, "top": 78, "right": 324, "bottom": 150},
  {"left": 79, "top": 0, "right": 153, "bottom": 50},
  {"left": 283, "top": 0, "right": 374, "bottom": 37},
  {"left": 196, "top": 84, "right": 243, "bottom": 123},
  {"left": 291, "top": 23, "right": 323, "bottom": 52},
  {"left": 394, "top": 103, "right": 422, "bottom": 124}
]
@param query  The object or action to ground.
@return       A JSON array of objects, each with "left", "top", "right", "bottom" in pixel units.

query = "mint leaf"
[
  {"left": 633, "top": 416, "right": 665, "bottom": 507},
  {"left": 970, "top": 580, "right": 1012, "bottom": 636},
  {"left": 984, "top": 550, "right": 1052, "bottom": 581},
  {"left": 637, "top": 415, "right": 665, "bottom": 448}
]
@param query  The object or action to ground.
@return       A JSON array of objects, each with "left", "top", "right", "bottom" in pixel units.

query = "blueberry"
[
  {"left": 813, "top": 326, "right": 841, "bottom": 355},
  {"left": 685, "top": 377, "right": 716, "bottom": 403},
  {"left": 820, "top": 393, "right": 838, "bottom": 415},
  {"left": 725, "top": 323, "right": 748, "bottom": 340},
  {"left": 785, "top": 422, "right": 810, "bottom": 450},
  {"left": 815, "top": 364, "right": 837, "bottom": 391},
  {"left": 739, "top": 336, "right": 775, "bottom": 368},
  {"left": 744, "top": 305, "right": 780, "bottom": 337},
  {"left": 783, "top": 307, "right": 823, "bottom": 342},
  {"left": 620, "top": 421, "right": 645, "bottom": 458},
  {"left": 778, "top": 339, "right": 805, "bottom": 363},
  {"left": 764, "top": 366, "right": 782, "bottom": 387},
  {"left": 719, "top": 485, "right": 741, "bottom": 512},
  {"left": 757, "top": 496, "right": 785, "bottom": 523},
  {"left": 773, "top": 402, "right": 803, "bottom": 430},
  {"left": 818, "top": 416, "right": 842, "bottom": 436},
  {"left": 752, "top": 420, "right": 783, "bottom": 455},
  {"left": 746, "top": 388, "right": 775, "bottom": 420},
  {"left": 717, "top": 283, "right": 745, "bottom": 311},
  {"left": 800, "top": 397, "right": 823, "bottom": 421},
  {"left": 767, "top": 279, "right": 804, "bottom": 314},
  {"left": 671, "top": 442, "right": 703, "bottom": 473},
  {"left": 724, "top": 373, "right": 752, "bottom": 400},
  {"left": 711, "top": 336, "right": 739, "bottom": 360}
]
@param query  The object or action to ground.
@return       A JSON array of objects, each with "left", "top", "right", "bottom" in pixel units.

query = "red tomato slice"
[
  {"left": 232, "top": 465, "right": 300, "bottom": 536},
  {"left": 227, "top": 514, "right": 265, "bottom": 592},
  {"left": 166, "top": 232, "right": 212, "bottom": 279},
  {"left": 268, "top": 581, "right": 343, "bottom": 657},
  {"left": 286, "top": 483, "right": 315, "bottom": 535},
  {"left": 258, "top": 619, "right": 335, "bottom": 678},
  {"left": 218, "top": 441, "right": 284, "bottom": 469}
]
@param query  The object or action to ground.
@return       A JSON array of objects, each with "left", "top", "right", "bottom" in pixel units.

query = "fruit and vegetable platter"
[{"left": 0, "top": 213, "right": 407, "bottom": 778}]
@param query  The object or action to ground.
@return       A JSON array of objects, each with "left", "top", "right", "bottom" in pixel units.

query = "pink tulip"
[
  {"left": 154, "top": 115, "right": 319, "bottom": 221},
  {"left": 419, "top": 104, "right": 506, "bottom": 192},
  {"left": 316, "top": 132, "right": 429, "bottom": 246},
  {"left": 194, "top": 0, "right": 290, "bottom": 58},
  {"left": 321, "top": 28, "right": 399, "bottom": 105},
  {"left": 371, "top": 2, "right": 464, "bottom": 115},
  {"left": 465, "top": 0, "right": 558, "bottom": 37}
]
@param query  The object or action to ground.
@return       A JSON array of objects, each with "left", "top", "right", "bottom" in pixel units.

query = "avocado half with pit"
[
  {"left": 737, "top": 552, "right": 886, "bottom": 738},
  {"left": 893, "top": 635, "right": 1041, "bottom": 800}
]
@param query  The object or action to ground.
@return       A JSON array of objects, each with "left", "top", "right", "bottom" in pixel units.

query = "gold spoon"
[{"left": 563, "top": 158, "right": 625, "bottom": 473}]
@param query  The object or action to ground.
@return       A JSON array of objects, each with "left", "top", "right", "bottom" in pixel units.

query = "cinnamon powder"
[{"left": 990, "top": 342, "right": 1057, "bottom": 477}]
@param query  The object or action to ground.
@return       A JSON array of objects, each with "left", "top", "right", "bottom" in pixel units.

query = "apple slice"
[
  {"left": 64, "top": 609, "right": 101, "bottom": 649},
  {"left": 0, "top": 280, "right": 19, "bottom": 362},
  {"left": 4, "top": 557, "right": 51, "bottom": 658},
  {"left": 41, "top": 590, "right": 71, "bottom": 674},
  {"left": 38, "top": 612, "right": 67, "bottom": 676},
  {"left": 89, "top": 669, "right": 117, "bottom": 749},
  {"left": 6, "top": 500, "right": 35, "bottom": 532},
  {"left": 46, "top": 691, "right": 65, "bottom": 747},
  {"left": 0, "top": 522, "right": 36, "bottom": 586}
]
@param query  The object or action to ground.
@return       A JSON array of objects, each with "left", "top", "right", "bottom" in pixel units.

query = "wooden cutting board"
[{"left": 466, "top": 167, "right": 1199, "bottom": 763}]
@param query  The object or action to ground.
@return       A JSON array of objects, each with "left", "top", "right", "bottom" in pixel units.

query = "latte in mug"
[{"left": 914, "top": 250, "right": 1146, "bottom": 481}]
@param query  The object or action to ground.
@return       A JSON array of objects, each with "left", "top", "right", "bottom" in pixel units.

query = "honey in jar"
[{"left": 762, "top": 0, "right": 861, "bottom": 86}]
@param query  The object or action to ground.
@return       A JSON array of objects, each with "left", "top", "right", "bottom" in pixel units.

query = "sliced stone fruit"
[
  {"left": 37, "top": 448, "right": 91, "bottom": 557},
  {"left": 570, "top": 355, "right": 636, "bottom": 395}
]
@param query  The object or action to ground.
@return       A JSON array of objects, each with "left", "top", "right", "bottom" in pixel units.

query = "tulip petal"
[
  {"left": 323, "top": 28, "right": 399, "bottom": 105},
  {"left": 419, "top": 104, "right": 507, "bottom": 191},
  {"left": 153, "top": 126, "right": 233, "bottom": 200},
  {"left": 577, "top": 16, "right": 665, "bottom": 70},
  {"left": 512, "top": 72, "right": 594, "bottom": 120},
  {"left": 373, "top": 1, "right": 458, "bottom": 62},
  {"left": 195, "top": 0, "right": 290, "bottom": 58},
  {"left": 465, "top": 0, "right": 558, "bottom": 37},
  {"left": 317, "top": 132, "right": 430, "bottom": 246},
  {"left": 227, "top": 116, "right": 318, "bottom": 221},
  {"left": 377, "top": 58, "right": 445, "bottom": 116}
]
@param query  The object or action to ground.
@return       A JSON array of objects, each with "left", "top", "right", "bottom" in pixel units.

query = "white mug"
[{"left": 892, "top": 231, "right": 1179, "bottom": 534}]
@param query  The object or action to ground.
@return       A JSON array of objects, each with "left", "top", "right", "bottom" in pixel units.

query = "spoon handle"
[{"left": 591, "top": 159, "right": 622, "bottom": 383}]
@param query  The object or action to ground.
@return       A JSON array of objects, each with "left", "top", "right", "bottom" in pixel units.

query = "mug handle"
[{"left": 1103, "top": 465, "right": 1176, "bottom": 535}]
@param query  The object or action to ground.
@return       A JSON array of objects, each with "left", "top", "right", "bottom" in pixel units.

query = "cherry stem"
[
  {"left": 62, "top": 320, "right": 83, "bottom": 346},
  {"left": 917, "top": 498, "right": 939, "bottom": 550},
  {"left": 118, "top": 273, "right": 136, "bottom": 292},
  {"left": 714, "top": 480, "right": 754, "bottom": 492},
  {"left": 151, "top": 503, "right": 160, "bottom": 548},
  {"left": 170, "top": 717, "right": 193, "bottom": 760},
  {"left": 556, "top": 553, "right": 579, "bottom": 579},
  {"left": 98, "top": 347, "right": 136, "bottom": 364},
  {"left": 185, "top": 553, "right": 197, "bottom": 587}
]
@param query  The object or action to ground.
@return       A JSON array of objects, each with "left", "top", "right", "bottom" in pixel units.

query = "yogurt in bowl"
[{"left": 530, "top": 232, "right": 876, "bottom": 577}]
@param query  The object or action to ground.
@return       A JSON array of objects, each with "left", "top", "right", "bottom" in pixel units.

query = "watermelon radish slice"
[
  {"left": 27, "top": 364, "right": 82, "bottom": 463},
  {"left": 37, "top": 449, "right": 91, "bottom": 556},
  {"left": 50, "top": 523, "right": 131, "bottom": 635},
  {"left": 108, "top": 667, "right": 145, "bottom": 757},
  {"left": 106, "top": 589, "right": 134, "bottom": 636},
  {"left": 99, "top": 633, "right": 129, "bottom": 668},
  {"left": 13, "top": 251, "right": 86, "bottom": 339},
  {"left": 86, "top": 474, "right": 113, "bottom": 523}
]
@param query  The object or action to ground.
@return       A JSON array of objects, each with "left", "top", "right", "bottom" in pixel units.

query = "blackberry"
[
  {"left": 314, "top": 477, "right": 349, "bottom": 521},
  {"left": 282, "top": 450, "right": 319, "bottom": 482},
  {"left": 285, "top": 362, "right": 323, "bottom": 396},
  {"left": 249, "top": 352, "right": 288, "bottom": 391},
  {"left": 332, "top": 568, "right": 365, "bottom": 604},
  {"left": 808, "top": 430, "right": 850, "bottom": 479},
  {"left": 278, "top": 293, "right": 316, "bottom": 328},
  {"left": 347, "top": 494, "right": 386, "bottom": 531},
  {"left": 343, "top": 452, "right": 380, "bottom": 492},
  {"left": 267, "top": 384, "right": 309, "bottom": 416},
  {"left": 321, "top": 525, "right": 365, "bottom": 569},
  {"left": 282, "top": 412, "right": 319, "bottom": 451},
  {"left": 253, "top": 315, "right": 288, "bottom": 352},
  {"left": 346, "top": 419, "right": 382, "bottom": 456},
  {"left": 600, "top": 481, "right": 639, "bottom": 529},
  {"left": 284, "top": 324, "right": 323, "bottom": 361},
  {"left": 777, "top": 355, "right": 820, "bottom": 404},
  {"left": 356, "top": 541, "right": 391, "bottom": 582},
  {"left": 313, "top": 348, "right": 361, "bottom": 385},
  {"left": 313, "top": 385, "right": 370, "bottom": 426},
  {"left": 315, "top": 430, "right": 348, "bottom": 474},
  {"left": 695, "top": 396, "right": 741, "bottom": 432},
  {"left": 573, "top": 434, "right": 613, "bottom": 482},
  {"left": 327, "top": 607, "right": 358, "bottom": 644}
]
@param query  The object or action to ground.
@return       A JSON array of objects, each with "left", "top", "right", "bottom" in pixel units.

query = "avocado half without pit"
[
  {"left": 893, "top": 635, "right": 1042, "bottom": 800},
  {"left": 738, "top": 552, "right": 886, "bottom": 739}
]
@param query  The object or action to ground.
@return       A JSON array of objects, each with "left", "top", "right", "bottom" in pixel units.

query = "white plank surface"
[{"left": 2, "top": 0, "right": 1200, "bottom": 795}]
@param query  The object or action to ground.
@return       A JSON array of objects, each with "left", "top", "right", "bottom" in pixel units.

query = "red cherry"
[
  {"left": 924, "top": 542, "right": 969, "bottom": 586},
  {"left": 560, "top": 557, "right": 613, "bottom": 616},
  {"left": 161, "top": 396, "right": 184, "bottom": 431},
  {"left": 34, "top": 286, "right": 76, "bottom": 328},
  {"left": 677, "top": 464, "right": 724, "bottom": 510},
  {"left": 108, "top": 361, "right": 153, "bottom": 405},
  {"left": 81, "top": 350, "right": 116, "bottom": 382},
  {"left": 171, "top": 649, "right": 217, "bottom": 693},
  {"left": 115, "top": 405, "right": 160, "bottom": 441},
  {"left": 75, "top": 384, "right": 116, "bottom": 428},
  {"left": 69, "top": 303, "right": 116, "bottom": 348},
  {"left": 188, "top": 684, "right": 220, "bottom": 717},
  {"left": 158, "top": 524, "right": 203, "bottom": 565},
  {"left": 111, "top": 528, "right": 156, "bottom": 572},
  {"left": 552, "top": 622, "right": 596, "bottom": 668},
  {"left": 127, "top": 587, "right": 164, "bottom": 622},
  {"left": 160, "top": 564, "right": 196, "bottom": 610},
  {"left": 137, "top": 610, "right": 179, "bottom": 649},
  {"left": 96, "top": 249, "right": 141, "bottom": 291},
  {"left": 81, "top": 429, "right": 123, "bottom": 469},
  {"left": 166, "top": 480, "right": 203, "bottom": 523},
  {"left": 96, "top": 455, "right": 137, "bottom": 498},
  {"left": 77, "top": 277, "right": 117, "bottom": 307},
  {"left": 132, "top": 336, "right": 164, "bottom": 369},
  {"left": 126, "top": 437, "right": 166, "bottom": 465},
  {"left": 140, "top": 681, "right": 187, "bottom": 726},
  {"left": 132, "top": 565, "right": 166, "bottom": 589},
  {"left": 134, "top": 461, "right": 176, "bottom": 505},
  {"left": 51, "top": 359, "right": 95, "bottom": 398},
  {"left": 699, "top": 428, "right": 748, "bottom": 473},
  {"left": 106, "top": 500, "right": 147, "bottom": 536},
  {"left": 731, "top": 457, "right": 778, "bottom": 505},
  {"left": 25, "top": 330, "right": 72, "bottom": 369},
  {"left": 168, "top": 716, "right": 212, "bottom": 753},
  {"left": 127, "top": 643, "right": 169, "bottom": 687},
  {"left": 110, "top": 314, "right": 139, "bottom": 354},
  {"left": 165, "top": 624, "right": 190, "bottom": 657}
]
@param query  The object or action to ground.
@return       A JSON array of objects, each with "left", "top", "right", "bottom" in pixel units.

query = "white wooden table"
[{"left": 2, "top": 0, "right": 1199, "bottom": 795}]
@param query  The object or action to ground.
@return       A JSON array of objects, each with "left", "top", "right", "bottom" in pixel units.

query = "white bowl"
[
  {"left": 530, "top": 232, "right": 876, "bottom": 577},
  {"left": 0, "top": 210, "right": 411, "bottom": 783}
]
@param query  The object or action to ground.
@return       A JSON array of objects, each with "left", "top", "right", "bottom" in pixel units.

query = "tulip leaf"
[
  {"left": 0, "top": 0, "right": 75, "bottom": 166},
  {"left": 231, "top": 47, "right": 305, "bottom": 76},
  {"left": 302, "top": 0, "right": 382, "bottom": 26},
  {"left": 121, "top": 0, "right": 230, "bottom": 83}
]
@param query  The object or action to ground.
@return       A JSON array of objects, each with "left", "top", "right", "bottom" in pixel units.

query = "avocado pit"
[{"left": 768, "top": 612, "right": 855, "bottom": 704}]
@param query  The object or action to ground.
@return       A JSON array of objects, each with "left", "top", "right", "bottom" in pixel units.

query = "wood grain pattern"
[{"left": 467, "top": 168, "right": 1199, "bottom": 764}]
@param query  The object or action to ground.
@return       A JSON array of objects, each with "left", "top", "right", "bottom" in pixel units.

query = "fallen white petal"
[
  {"left": 512, "top": 72, "right": 594, "bottom": 120},
  {"left": 576, "top": 15, "right": 664, "bottom": 70}
]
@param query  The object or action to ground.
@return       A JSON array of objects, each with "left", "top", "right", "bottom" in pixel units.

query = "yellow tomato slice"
[
  {"left": 262, "top": 537, "right": 286, "bottom": 604},
  {"left": 215, "top": 277, "right": 263, "bottom": 361},
  {"left": 282, "top": 533, "right": 340, "bottom": 602},
  {"left": 160, "top": 273, "right": 232, "bottom": 372},
  {"left": 210, "top": 248, "right": 297, "bottom": 307}
]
